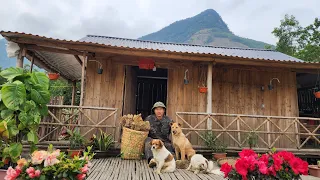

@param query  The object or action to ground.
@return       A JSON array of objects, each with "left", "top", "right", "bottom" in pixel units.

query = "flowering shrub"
[
  {"left": 220, "top": 149, "right": 309, "bottom": 180},
  {"left": 5, "top": 145, "right": 94, "bottom": 180}
]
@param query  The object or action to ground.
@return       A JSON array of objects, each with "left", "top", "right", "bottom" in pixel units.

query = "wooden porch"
[{"left": 86, "top": 158, "right": 320, "bottom": 180}]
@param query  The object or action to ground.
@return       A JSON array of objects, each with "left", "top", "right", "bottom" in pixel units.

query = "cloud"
[{"left": 0, "top": 0, "right": 319, "bottom": 44}]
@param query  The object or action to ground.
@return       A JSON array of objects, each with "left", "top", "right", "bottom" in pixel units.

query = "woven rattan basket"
[
  {"left": 120, "top": 127, "right": 148, "bottom": 160},
  {"left": 217, "top": 157, "right": 238, "bottom": 168}
]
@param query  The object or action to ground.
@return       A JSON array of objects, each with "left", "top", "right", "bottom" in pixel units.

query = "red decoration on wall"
[{"left": 139, "top": 58, "right": 154, "bottom": 70}]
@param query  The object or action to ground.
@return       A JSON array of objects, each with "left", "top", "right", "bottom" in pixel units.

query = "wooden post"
[
  {"left": 16, "top": 48, "right": 25, "bottom": 68},
  {"left": 207, "top": 62, "right": 213, "bottom": 129},
  {"left": 30, "top": 53, "right": 35, "bottom": 72},
  {"left": 80, "top": 53, "right": 87, "bottom": 107},
  {"left": 71, "top": 81, "right": 76, "bottom": 105}
]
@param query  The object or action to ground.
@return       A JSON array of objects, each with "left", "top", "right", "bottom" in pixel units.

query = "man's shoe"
[{"left": 148, "top": 158, "right": 156, "bottom": 168}]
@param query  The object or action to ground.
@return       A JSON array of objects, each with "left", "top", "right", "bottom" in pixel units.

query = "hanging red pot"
[
  {"left": 48, "top": 73, "right": 60, "bottom": 80},
  {"left": 199, "top": 87, "right": 208, "bottom": 93},
  {"left": 139, "top": 58, "right": 154, "bottom": 70},
  {"left": 314, "top": 91, "right": 320, "bottom": 98}
]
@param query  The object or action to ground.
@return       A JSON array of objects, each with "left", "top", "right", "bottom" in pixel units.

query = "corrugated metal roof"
[{"left": 79, "top": 35, "right": 304, "bottom": 62}]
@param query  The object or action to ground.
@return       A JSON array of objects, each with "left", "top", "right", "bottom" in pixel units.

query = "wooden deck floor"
[
  {"left": 87, "top": 158, "right": 224, "bottom": 180},
  {"left": 87, "top": 158, "right": 320, "bottom": 180}
]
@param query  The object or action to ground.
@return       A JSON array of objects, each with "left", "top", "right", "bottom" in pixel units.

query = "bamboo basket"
[{"left": 120, "top": 127, "right": 148, "bottom": 160}]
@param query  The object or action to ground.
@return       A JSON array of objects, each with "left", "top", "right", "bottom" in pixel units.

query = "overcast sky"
[{"left": 0, "top": 0, "right": 319, "bottom": 44}]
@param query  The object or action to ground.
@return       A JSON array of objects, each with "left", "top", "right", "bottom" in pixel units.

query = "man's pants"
[{"left": 144, "top": 137, "right": 175, "bottom": 162}]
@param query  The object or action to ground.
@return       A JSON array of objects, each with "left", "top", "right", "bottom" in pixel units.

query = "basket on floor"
[{"left": 120, "top": 127, "right": 148, "bottom": 160}]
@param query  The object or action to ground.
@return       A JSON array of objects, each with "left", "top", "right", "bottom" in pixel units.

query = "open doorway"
[{"left": 123, "top": 66, "right": 168, "bottom": 119}]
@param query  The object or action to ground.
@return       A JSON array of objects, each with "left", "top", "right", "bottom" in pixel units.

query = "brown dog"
[{"left": 170, "top": 122, "right": 195, "bottom": 161}]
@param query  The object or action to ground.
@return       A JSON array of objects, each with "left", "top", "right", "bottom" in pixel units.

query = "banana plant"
[{"left": 0, "top": 67, "right": 50, "bottom": 165}]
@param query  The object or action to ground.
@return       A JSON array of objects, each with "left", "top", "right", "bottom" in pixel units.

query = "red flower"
[
  {"left": 235, "top": 158, "right": 249, "bottom": 177},
  {"left": 274, "top": 151, "right": 294, "bottom": 162},
  {"left": 272, "top": 154, "right": 283, "bottom": 171},
  {"left": 285, "top": 168, "right": 289, "bottom": 172},
  {"left": 258, "top": 161, "right": 268, "bottom": 175},
  {"left": 289, "top": 157, "right": 308, "bottom": 175},
  {"left": 268, "top": 166, "right": 276, "bottom": 176},
  {"left": 76, "top": 173, "right": 86, "bottom": 180},
  {"left": 259, "top": 154, "right": 270, "bottom": 164},
  {"left": 239, "top": 149, "right": 257, "bottom": 158},
  {"left": 220, "top": 163, "right": 233, "bottom": 178}
]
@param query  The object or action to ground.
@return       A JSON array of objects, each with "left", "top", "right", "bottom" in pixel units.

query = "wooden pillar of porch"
[
  {"left": 71, "top": 81, "right": 77, "bottom": 105},
  {"left": 16, "top": 47, "right": 26, "bottom": 68},
  {"left": 207, "top": 62, "right": 213, "bottom": 129},
  {"left": 80, "top": 53, "right": 87, "bottom": 106}
]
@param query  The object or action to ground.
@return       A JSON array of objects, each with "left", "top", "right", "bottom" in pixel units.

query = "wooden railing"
[
  {"left": 38, "top": 105, "right": 118, "bottom": 142},
  {"left": 176, "top": 112, "right": 320, "bottom": 153}
]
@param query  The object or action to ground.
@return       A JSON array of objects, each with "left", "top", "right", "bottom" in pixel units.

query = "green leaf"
[
  {"left": 18, "top": 123, "right": 26, "bottom": 130},
  {"left": 22, "top": 100, "right": 36, "bottom": 112},
  {"left": 1, "top": 109, "right": 14, "bottom": 119},
  {"left": 31, "top": 85, "right": 50, "bottom": 104},
  {"left": 27, "top": 130, "right": 39, "bottom": 144},
  {"left": 39, "top": 175, "right": 46, "bottom": 180},
  {"left": 32, "top": 72, "right": 50, "bottom": 90},
  {"left": 39, "top": 105, "right": 49, "bottom": 116},
  {"left": 0, "top": 67, "right": 24, "bottom": 81},
  {"left": 7, "top": 120, "right": 19, "bottom": 137},
  {"left": 1, "top": 81, "right": 26, "bottom": 110},
  {"left": 8, "top": 143, "right": 22, "bottom": 159},
  {"left": 30, "top": 143, "right": 38, "bottom": 153},
  {"left": 63, "top": 172, "right": 68, "bottom": 178},
  {"left": 18, "top": 111, "right": 28, "bottom": 125}
]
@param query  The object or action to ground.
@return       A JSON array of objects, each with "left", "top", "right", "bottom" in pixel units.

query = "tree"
[{"left": 272, "top": 15, "right": 320, "bottom": 62}]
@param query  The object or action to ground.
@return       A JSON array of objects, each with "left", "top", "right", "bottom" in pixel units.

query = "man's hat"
[{"left": 152, "top": 101, "right": 166, "bottom": 110}]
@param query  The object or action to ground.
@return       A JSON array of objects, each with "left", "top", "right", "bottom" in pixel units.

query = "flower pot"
[
  {"left": 94, "top": 151, "right": 111, "bottom": 159},
  {"left": 0, "top": 169, "right": 7, "bottom": 180},
  {"left": 309, "top": 165, "right": 320, "bottom": 177},
  {"left": 67, "top": 149, "right": 83, "bottom": 158},
  {"left": 314, "top": 91, "right": 320, "bottom": 98},
  {"left": 199, "top": 87, "right": 208, "bottom": 93},
  {"left": 48, "top": 73, "right": 60, "bottom": 80},
  {"left": 212, "top": 153, "right": 227, "bottom": 160},
  {"left": 97, "top": 68, "right": 103, "bottom": 74}
]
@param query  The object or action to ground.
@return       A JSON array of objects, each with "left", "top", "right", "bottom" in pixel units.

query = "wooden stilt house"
[{"left": 1, "top": 31, "right": 320, "bottom": 155}]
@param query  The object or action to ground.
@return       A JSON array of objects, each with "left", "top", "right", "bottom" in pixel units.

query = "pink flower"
[
  {"left": 220, "top": 163, "right": 233, "bottom": 178},
  {"left": 81, "top": 164, "right": 89, "bottom": 174},
  {"left": 5, "top": 167, "right": 21, "bottom": 180},
  {"left": 76, "top": 173, "right": 86, "bottom": 180},
  {"left": 268, "top": 166, "right": 276, "bottom": 176},
  {"left": 31, "top": 150, "right": 48, "bottom": 165},
  {"left": 26, "top": 167, "right": 41, "bottom": 179},
  {"left": 44, "top": 151, "right": 60, "bottom": 167},
  {"left": 272, "top": 154, "right": 283, "bottom": 171},
  {"left": 26, "top": 167, "right": 35, "bottom": 174}
]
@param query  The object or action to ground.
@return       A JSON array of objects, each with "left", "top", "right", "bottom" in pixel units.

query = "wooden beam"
[
  {"left": 207, "top": 62, "right": 213, "bottom": 129},
  {"left": 25, "top": 44, "right": 88, "bottom": 56},
  {"left": 74, "top": 55, "right": 83, "bottom": 65},
  {"left": 6, "top": 35, "right": 320, "bottom": 70}
]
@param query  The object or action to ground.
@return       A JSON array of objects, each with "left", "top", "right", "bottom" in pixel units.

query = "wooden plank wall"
[{"left": 83, "top": 56, "right": 298, "bottom": 148}]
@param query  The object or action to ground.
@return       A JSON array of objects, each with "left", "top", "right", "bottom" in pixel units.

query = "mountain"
[
  {"left": 140, "top": 9, "right": 271, "bottom": 49},
  {"left": 0, "top": 38, "right": 17, "bottom": 69}
]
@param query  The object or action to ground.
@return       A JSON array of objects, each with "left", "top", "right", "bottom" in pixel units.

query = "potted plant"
[
  {"left": 248, "top": 132, "right": 258, "bottom": 149},
  {"left": 0, "top": 67, "right": 50, "bottom": 176},
  {"left": 202, "top": 131, "right": 227, "bottom": 160},
  {"left": 67, "top": 128, "right": 86, "bottom": 158},
  {"left": 221, "top": 149, "right": 309, "bottom": 179},
  {"left": 92, "top": 130, "right": 114, "bottom": 158},
  {"left": 309, "top": 160, "right": 320, "bottom": 177},
  {"left": 4, "top": 144, "right": 94, "bottom": 180}
]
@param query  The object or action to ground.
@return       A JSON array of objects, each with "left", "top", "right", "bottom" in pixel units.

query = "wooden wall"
[{"left": 83, "top": 56, "right": 299, "bottom": 148}]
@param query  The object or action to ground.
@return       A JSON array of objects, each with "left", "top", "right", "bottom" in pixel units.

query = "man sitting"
[{"left": 144, "top": 101, "right": 175, "bottom": 168}]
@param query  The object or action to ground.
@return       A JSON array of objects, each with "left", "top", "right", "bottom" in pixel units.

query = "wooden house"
[{"left": 1, "top": 31, "right": 320, "bottom": 155}]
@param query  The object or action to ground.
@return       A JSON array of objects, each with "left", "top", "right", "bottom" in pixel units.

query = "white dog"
[
  {"left": 150, "top": 139, "right": 176, "bottom": 174},
  {"left": 187, "top": 154, "right": 224, "bottom": 175}
]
